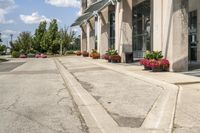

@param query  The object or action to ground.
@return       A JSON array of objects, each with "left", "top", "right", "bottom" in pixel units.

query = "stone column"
[
  {"left": 81, "top": 24, "right": 87, "bottom": 51},
  {"left": 117, "top": 0, "right": 133, "bottom": 62},
  {"left": 153, "top": 0, "right": 163, "bottom": 51},
  {"left": 99, "top": 8, "right": 109, "bottom": 56},
  {"left": 97, "top": 14, "right": 101, "bottom": 54},
  {"left": 172, "top": 0, "right": 189, "bottom": 71},
  {"left": 88, "top": 18, "right": 96, "bottom": 52}
]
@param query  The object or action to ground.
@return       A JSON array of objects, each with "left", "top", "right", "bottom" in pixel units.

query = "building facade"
[{"left": 72, "top": 0, "right": 200, "bottom": 72}]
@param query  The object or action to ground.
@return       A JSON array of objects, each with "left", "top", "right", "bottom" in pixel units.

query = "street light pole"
[
  {"left": 10, "top": 34, "right": 13, "bottom": 43},
  {"left": 60, "top": 39, "right": 62, "bottom": 56},
  {"left": 0, "top": 33, "right": 2, "bottom": 43}
]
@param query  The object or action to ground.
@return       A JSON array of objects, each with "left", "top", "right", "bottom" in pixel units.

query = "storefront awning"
[{"left": 71, "top": 0, "right": 117, "bottom": 27}]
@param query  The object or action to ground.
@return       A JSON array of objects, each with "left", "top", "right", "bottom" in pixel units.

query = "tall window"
[
  {"left": 109, "top": 12, "right": 115, "bottom": 49},
  {"left": 132, "top": 0, "right": 151, "bottom": 59}
]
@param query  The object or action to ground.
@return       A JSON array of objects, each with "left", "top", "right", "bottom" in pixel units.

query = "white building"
[{"left": 72, "top": 0, "right": 200, "bottom": 72}]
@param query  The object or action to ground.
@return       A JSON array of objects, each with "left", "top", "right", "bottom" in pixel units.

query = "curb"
[
  {"left": 54, "top": 59, "right": 118, "bottom": 133},
  {"left": 83, "top": 58, "right": 180, "bottom": 132}
]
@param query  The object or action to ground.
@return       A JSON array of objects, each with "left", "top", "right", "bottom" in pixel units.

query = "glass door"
[
  {"left": 132, "top": 0, "right": 151, "bottom": 60},
  {"left": 188, "top": 10, "right": 198, "bottom": 62}
]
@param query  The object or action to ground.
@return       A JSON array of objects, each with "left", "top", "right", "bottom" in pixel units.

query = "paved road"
[{"left": 0, "top": 58, "right": 88, "bottom": 133}]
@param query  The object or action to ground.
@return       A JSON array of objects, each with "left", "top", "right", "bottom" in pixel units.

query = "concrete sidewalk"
[
  {"left": 56, "top": 56, "right": 200, "bottom": 133},
  {"left": 80, "top": 57, "right": 200, "bottom": 133}
]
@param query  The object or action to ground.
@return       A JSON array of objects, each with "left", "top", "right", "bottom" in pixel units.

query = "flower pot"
[
  {"left": 76, "top": 51, "right": 82, "bottom": 56},
  {"left": 110, "top": 55, "right": 121, "bottom": 63},
  {"left": 92, "top": 53, "right": 100, "bottom": 59},
  {"left": 144, "top": 66, "right": 152, "bottom": 70},
  {"left": 82, "top": 51, "right": 89, "bottom": 57},
  {"left": 102, "top": 54, "right": 109, "bottom": 60}
]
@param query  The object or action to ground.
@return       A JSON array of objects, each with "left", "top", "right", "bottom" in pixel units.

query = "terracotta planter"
[
  {"left": 82, "top": 51, "right": 89, "bottom": 57},
  {"left": 90, "top": 53, "right": 93, "bottom": 57},
  {"left": 110, "top": 55, "right": 121, "bottom": 63},
  {"left": 92, "top": 53, "right": 100, "bottom": 59},
  {"left": 76, "top": 51, "right": 82, "bottom": 56}
]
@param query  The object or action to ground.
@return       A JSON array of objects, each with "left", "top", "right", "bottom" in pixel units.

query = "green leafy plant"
[
  {"left": 12, "top": 51, "right": 20, "bottom": 58},
  {"left": 107, "top": 49, "right": 118, "bottom": 56},
  {"left": 144, "top": 51, "right": 163, "bottom": 60}
]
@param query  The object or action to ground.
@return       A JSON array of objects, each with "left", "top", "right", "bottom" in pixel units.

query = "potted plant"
[
  {"left": 108, "top": 49, "right": 121, "bottom": 63},
  {"left": 90, "top": 49, "right": 100, "bottom": 59},
  {"left": 140, "top": 51, "right": 169, "bottom": 72},
  {"left": 161, "top": 59, "right": 170, "bottom": 71},
  {"left": 149, "top": 59, "right": 170, "bottom": 72},
  {"left": 140, "top": 58, "right": 151, "bottom": 70},
  {"left": 82, "top": 51, "right": 89, "bottom": 57},
  {"left": 149, "top": 59, "right": 162, "bottom": 72},
  {"left": 76, "top": 51, "right": 82, "bottom": 56},
  {"left": 102, "top": 53, "right": 109, "bottom": 60}
]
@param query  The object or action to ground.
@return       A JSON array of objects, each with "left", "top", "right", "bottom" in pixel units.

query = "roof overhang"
[{"left": 71, "top": 0, "right": 117, "bottom": 27}]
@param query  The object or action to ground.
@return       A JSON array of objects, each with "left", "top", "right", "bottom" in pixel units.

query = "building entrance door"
[
  {"left": 189, "top": 10, "right": 198, "bottom": 62},
  {"left": 132, "top": 0, "right": 151, "bottom": 61}
]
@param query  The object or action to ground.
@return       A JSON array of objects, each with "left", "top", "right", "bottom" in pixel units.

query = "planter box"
[
  {"left": 144, "top": 66, "right": 152, "bottom": 70},
  {"left": 152, "top": 67, "right": 163, "bottom": 72}
]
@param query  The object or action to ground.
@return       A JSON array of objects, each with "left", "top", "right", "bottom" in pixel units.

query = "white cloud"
[
  {"left": 2, "top": 29, "right": 18, "bottom": 35},
  {"left": 0, "top": 0, "right": 15, "bottom": 24},
  {"left": 45, "top": 0, "right": 80, "bottom": 8},
  {"left": 1, "top": 34, "right": 9, "bottom": 39},
  {"left": 20, "top": 12, "right": 52, "bottom": 24},
  {"left": 1, "top": 29, "right": 19, "bottom": 40}
]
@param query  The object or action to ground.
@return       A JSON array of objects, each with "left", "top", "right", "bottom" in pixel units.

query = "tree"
[
  {"left": 0, "top": 44, "right": 7, "bottom": 54},
  {"left": 59, "top": 27, "right": 76, "bottom": 53},
  {"left": 11, "top": 32, "right": 32, "bottom": 54},
  {"left": 33, "top": 21, "right": 47, "bottom": 52},
  {"left": 41, "top": 19, "right": 59, "bottom": 54}
]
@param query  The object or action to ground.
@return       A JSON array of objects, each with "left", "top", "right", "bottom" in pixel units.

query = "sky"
[{"left": 0, "top": 0, "right": 81, "bottom": 45}]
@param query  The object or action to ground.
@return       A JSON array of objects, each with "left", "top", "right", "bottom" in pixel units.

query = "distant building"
[{"left": 72, "top": 0, "right": 200, "bottom": 72}]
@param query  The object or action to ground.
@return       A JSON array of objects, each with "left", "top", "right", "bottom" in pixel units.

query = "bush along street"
[
  {"left": 10, "top": 19, "right": 80, "bottom": 58},
  {"left": 140, "top": 51, "right": 170, "bottom": 72}
]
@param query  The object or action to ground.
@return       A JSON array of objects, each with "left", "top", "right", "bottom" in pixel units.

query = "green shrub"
[
  {"left": 27, "top": 53, "right": 35, "bottom": 58},
  {"left": 12, "top": 51, "right": 20, "bottom": 58},
  {"left": 65, "top": 50, "right": 75, "bottom": 55}
]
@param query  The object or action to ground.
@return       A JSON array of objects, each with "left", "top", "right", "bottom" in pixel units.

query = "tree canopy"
[{"left": 11, "top": 19, "right": 80, "bottom": 55}]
